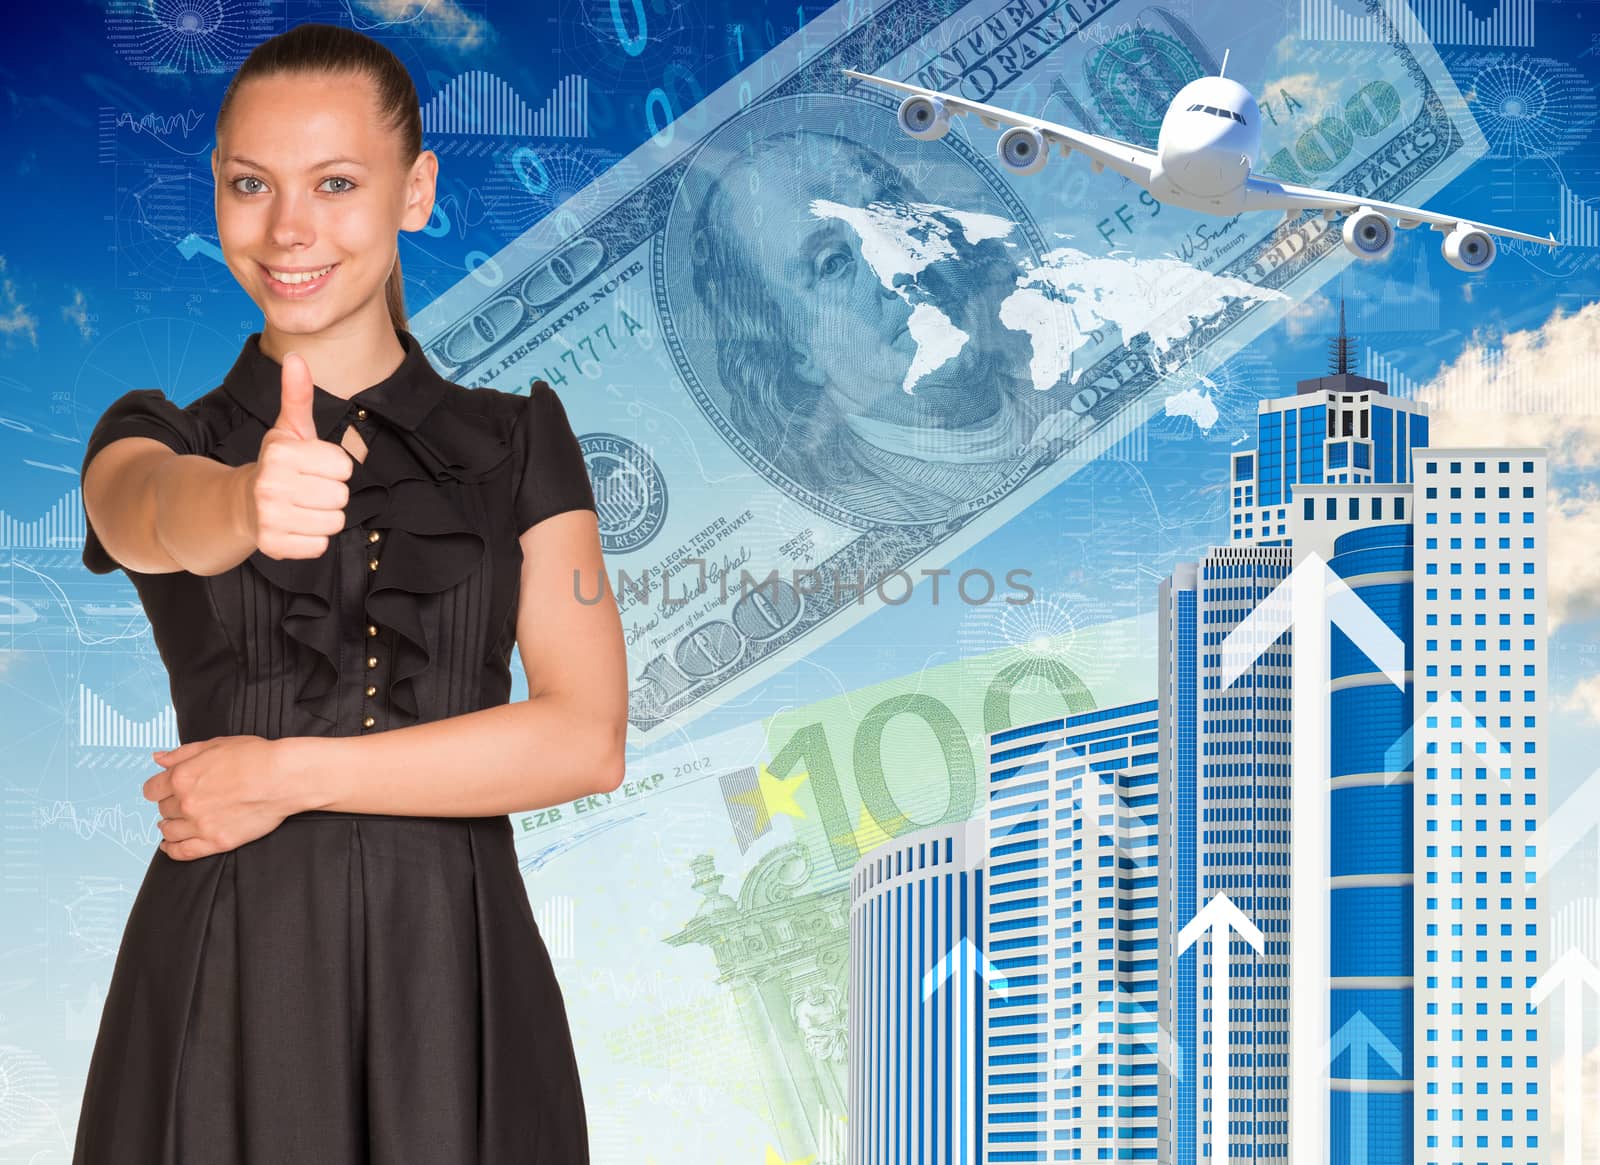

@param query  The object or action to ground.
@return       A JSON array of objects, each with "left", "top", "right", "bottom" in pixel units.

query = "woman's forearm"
[
  {"left": 278, "top": 695, "right": 625, "bottom": 818},
  {"left": 150, "top": 455, "right": 259, "bottom": 577}
]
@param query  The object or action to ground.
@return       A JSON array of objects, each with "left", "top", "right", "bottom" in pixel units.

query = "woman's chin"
[{"left": 259, "top": 299, "right": 347, "bottom": 335}]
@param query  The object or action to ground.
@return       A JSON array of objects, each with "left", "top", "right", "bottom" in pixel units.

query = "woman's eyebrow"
[{"left": 221, "top": 153, "right": 369, "bottom": 170}]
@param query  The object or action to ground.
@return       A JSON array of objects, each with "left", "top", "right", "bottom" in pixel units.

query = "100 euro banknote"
[
  {"left": 506, "top": 613, "right": 1153, "bottom": 1161},
  {"left": 409, "top": 0, "right": 1488, "bottom": 742}
]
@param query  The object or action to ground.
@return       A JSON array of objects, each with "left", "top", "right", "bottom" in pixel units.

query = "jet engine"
[
  {"left": 1341, "top": 208, "right": 1395, "bottom": 261},
  {"left": 897, "top": 93, "right": 951, "bottom": 142},
  {"left": 997, "top": 125, "right": 1048, "bottom": 176},
  {"left": 1442, "top": 224, "right": 1496, "bottom": 273}
]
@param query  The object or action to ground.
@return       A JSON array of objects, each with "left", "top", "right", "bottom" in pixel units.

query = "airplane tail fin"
[{"left": 1220, "top": 48, "right": 1230, "bottom": 79}]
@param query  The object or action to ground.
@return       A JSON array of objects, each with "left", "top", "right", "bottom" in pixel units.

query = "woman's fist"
[{"left": 245, "top": 351, "right": 353, "bottom": 560}]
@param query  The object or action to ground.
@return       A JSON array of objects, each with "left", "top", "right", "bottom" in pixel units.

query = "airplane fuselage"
[
  {"left": 850, "top": 61, "right": 1555, "bottom": 267},
  {"left": 1149, "top": 76, "right": 1263, "bottom": 216}
]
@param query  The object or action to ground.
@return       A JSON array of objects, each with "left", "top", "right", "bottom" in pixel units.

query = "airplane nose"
[{"left": 1173, "top": 144, "right": 1249, "bottom": 198}]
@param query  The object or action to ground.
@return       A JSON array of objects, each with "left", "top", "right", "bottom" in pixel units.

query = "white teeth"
[{"left": 268, "top": 264, "right": 334, "bottom": 285}]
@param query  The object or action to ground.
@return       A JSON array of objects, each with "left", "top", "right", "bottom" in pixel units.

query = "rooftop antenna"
[
  {"left": 1220, "top": 48, "right": 1230, "bottom": 78},
  {"left": 1327, "top": 293, "right": 1359, "bottom": 375}
]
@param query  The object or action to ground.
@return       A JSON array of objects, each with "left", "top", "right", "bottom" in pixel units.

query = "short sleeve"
[
  {"left": 514, "top": 381, "right": 595, "bottom": 535},
  {"left": 80, "top": 388, "right": 201, "bottom": 575}
]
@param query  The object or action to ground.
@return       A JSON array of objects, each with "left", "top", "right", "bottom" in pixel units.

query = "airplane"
[{"left": 842, "top": 53, "right": 1559, "bottom": 272}]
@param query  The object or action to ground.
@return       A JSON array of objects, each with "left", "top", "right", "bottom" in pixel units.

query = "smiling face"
[{"left": 212, "top": 70, "right": 436, "bottom": 341}]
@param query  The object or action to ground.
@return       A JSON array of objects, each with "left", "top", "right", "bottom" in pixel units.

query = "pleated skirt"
[{"left": 71, "top": 810, "right": 589, "bottom": 1165}]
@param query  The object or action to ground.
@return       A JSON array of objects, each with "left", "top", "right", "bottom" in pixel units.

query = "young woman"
[{"left": 72, "top": 23, "right": 627, "bottom": 1163}]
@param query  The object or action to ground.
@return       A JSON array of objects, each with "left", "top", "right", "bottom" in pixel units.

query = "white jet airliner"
[{"left": 842, "top": 56, "right": 1558, "bottom": 272}]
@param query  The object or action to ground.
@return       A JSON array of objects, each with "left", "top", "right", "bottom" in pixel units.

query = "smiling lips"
[{"left": 260, "top": 261, "right": 339, "bottom": 296}]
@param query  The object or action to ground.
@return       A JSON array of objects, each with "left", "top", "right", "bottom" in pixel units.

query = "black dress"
[{"left": 71, "top": 330, "right": 597, "bottom": 1165}]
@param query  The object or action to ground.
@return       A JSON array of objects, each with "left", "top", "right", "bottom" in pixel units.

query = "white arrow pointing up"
[
  {"left": 1178, "top": 892, "right": 1265, "bottom": 1165},
  {"left": 1532, "top": 948, "right": 1600, "bottom": 1165},
  {"left": 1532, "top": 764, "right": 1600, "bottom": 876},
  {"left": 921, "top": 935, "right": 1010, "bottom": 1001},
  {"left": 1218, "top": 551, "right": 1406, "bottom": 1165},
  {"left": 1327, "top": 1010, "right": 1405, "bottom": 1165}
]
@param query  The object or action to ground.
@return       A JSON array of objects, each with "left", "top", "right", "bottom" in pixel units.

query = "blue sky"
[{"left": 2, "top": 0, "right": 1599, "bottom": 789}]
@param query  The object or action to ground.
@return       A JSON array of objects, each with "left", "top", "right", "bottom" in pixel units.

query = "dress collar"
[{"left": 221, "top": 328, "right": 449, "bottom": 438}]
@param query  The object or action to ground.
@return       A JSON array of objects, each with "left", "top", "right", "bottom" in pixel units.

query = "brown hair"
[{"left": 217, "top": 22, "right": 422, "bottom": 332}]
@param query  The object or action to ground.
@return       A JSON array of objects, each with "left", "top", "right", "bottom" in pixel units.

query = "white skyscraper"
[{"left": 1411, "top": 450, "right": 1549, "bottom": 1164}]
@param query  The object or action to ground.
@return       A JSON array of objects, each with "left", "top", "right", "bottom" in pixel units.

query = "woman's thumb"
[{"left": 273, "top": 352, "right": 317, "bottom": 440}]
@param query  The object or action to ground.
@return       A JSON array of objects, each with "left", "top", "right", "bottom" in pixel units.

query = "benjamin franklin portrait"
[{"left": 660, "top": 98, "right": 1075, "bottom": 527}]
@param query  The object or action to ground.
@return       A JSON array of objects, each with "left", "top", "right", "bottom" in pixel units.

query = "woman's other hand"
[
  {"left": 145, "top": 736, "right": 303, "bottom": 860},
  {"left": 244, "top": 350, "right": 354, "bottom": 560}
]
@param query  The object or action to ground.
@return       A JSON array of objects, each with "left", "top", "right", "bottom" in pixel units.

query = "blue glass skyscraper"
[
  {"left": 1160, "top": 308, "right": 1549, "bottom": 1163},
  {"left": 1159, "top": 547, "right": 1293, "bottom": 1162}
]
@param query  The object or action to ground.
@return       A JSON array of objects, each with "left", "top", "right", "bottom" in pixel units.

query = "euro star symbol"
[{"left": 727, "top": 762, "right": 811, "bottom": 831}]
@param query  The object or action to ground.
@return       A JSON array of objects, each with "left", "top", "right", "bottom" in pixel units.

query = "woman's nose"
[{"left": 267, "top": 193, "right": 315, "bottom": 249}]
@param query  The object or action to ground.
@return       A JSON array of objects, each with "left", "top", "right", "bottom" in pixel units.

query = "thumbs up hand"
[{"left": 244, "top": 351, "right": 354, "bottom": 560}]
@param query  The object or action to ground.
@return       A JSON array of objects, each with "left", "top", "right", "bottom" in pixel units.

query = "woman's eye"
[
  {"left": 319, "top": 176, "right": 355, "bottom": 194},
  {"left": 230, "top": 176, "right": 266, "bottom": 195}
]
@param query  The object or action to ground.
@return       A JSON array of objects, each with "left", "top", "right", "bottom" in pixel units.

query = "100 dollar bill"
[{"left": 409, "top": 0, "right": 1486, "bottom": 743}]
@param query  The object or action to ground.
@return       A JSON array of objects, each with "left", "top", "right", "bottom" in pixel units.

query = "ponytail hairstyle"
[{"left": 217, "top": 23, "right": 423, "bottom": 333}]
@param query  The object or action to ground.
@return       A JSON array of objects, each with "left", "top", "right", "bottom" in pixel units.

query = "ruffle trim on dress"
[{"left": 211, "top": 395, "right": 516, "bottom": 731}]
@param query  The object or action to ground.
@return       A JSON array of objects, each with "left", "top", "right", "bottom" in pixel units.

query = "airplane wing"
[
  {"left": 842, "top": 68, "right": 1159, "bottom": 188},
  {"left": 1242, "top": 174, "right": 1559, "bottom": 247}
]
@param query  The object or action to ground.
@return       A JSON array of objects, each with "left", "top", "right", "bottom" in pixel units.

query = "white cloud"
[
  {"left": 1411, "top": 300, "right": 1600, "bottom": 633},
  {"left": 1257, "top": 70, "right": 1349, "bottom": 121},
  {"left": 353, "top": 0, "right": 493, "bottom": 50},
  {"left": 1560, "top": 671, "right": 1600, "bottom": 724},
  {"left": 1549, "top": 483, "right": 1600, "bottom": 633},
  {"left": 0, "top": 256, "right": 38, "bottom": 346},
  {"left": 62, "top": 288, "right": 93, "bottom": 341},
  {"left": 1417, "top": 299, "right": 1600, "bottom": 471},
  {"left": 1549, "top": 1027, "right": 1600, "bottom": 1160},
  {"left": 1283, "top": 290, "right": 1332, "bottom": 342}
]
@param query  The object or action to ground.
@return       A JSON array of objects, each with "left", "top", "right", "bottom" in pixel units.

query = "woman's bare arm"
[
  {"left": 276, "top": 509, "right": 628, "bottom": 817},
  {"left": 84, "top": 438, "right": 258, "bottom": 577}
]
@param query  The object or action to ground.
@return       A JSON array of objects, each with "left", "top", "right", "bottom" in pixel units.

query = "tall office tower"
[
  {"left": 848, "top": 817, "right": 987, "bottom": 1164},
  {"left": 1288, "top": 453, "right": 1549, "bottom": 1162},
  {"left": 985, "top": 700, "right": 1166, "bottom": 1163},
  {"left": 1291, "top": 480, "right": 1420, "bottom": 1162},
  {"left": 1158, "top": 546, "right": 1294, "bottom": 1165},
  {"left": 1161, "top": 309, "right": 1428, "bottom": 1163},
  {"left": 1159, "top": 303, "right": 1550, "bottom": 1164},
  {"left": 1227, "top": 301, "right": 1429, "bottom": 547},
  {"left": 846, "top": 701, "right": 1170, "bottom": 1163},
  {"left": 1410, "top": 452, "right": 1548, "bottom": 1165}
]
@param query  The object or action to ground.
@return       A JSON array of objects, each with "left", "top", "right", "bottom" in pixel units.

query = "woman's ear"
[{"left": 400, "top": 149, "right": 439, "bottom": 233}]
